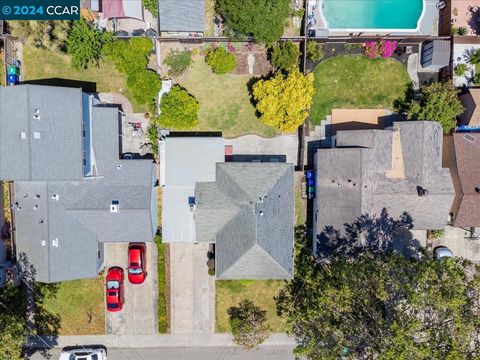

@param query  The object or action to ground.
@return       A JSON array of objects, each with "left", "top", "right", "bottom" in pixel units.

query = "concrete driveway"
[
  {"left": 170, "top": 243, "right": 215, "bottom": 334},
  {"left": 431, "top": 226, "right": 480, "bottom": 262},
  {"left": 225, "top": 134, "right": 298, "bottom": 165},
  {"left": 104, "top": 242, "right": 158, "bottom": 335}
]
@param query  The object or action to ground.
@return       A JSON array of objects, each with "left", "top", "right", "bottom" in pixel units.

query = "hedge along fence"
[{"left": 104, "top": 37, "right": 161, "bottom": 110}]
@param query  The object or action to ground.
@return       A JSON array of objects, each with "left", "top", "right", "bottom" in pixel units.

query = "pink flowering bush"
[
  {"left": 363, "top": 40, "right": 397, "bottom": 58},
  {"left": 227, "top": 42, "right": 236, "bottom": 53}
]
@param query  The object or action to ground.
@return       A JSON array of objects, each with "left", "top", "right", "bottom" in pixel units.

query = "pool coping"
[{"left": 319, "top": 0, "right": 426, "bottom": 34}]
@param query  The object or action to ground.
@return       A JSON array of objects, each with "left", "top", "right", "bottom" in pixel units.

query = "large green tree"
[
  {"left": 270, "top": 41, "right": 299, "bottom": 71},
  {"left": 228, "top": 299, "right": 270, "bottom": 349},
  {"left": 277, "top": 217, "right": 480, "bottom": 360},
  {"left": 156, "top": 86, "right": 199, "bottom": 129},
  {"left": 216, "top": 0, "right": 291, "bottom": 44},
  {"left": 66, "top": 18, "right": 113, "bottom": 69},
  {"left": 406, "top": 81, "right": 464, "bottom": 133}
]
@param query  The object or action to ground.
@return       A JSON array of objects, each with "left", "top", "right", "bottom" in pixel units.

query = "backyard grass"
[
  {"left": 155, "top": 235, "right": 168, "bottom": 333},
  {"left": 310, "top": 55, "right": 411, "bottom": 124},
  {"left": 179, "top": 57, "right": 278, "bottom": 138},
  {"left": 295, "top": 178, "right": 306, "bottom": 226},
  {"left": 42, "top": 277, "right": 105, "bottom": 335},
  {"left": 216, "top": 280, "right": 288, "bottom": 333},
  {"left": 22, "top": 46, "right": 150, "bottom": 113}
]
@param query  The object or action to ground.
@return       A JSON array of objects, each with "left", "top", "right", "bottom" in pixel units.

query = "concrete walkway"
[
  {"left": 97, "top": 93, "right": 133, "bottom": 114},
  {"left": 170, "top": 243, "right": 215, "bottom": 334},
  {"left": 225, "top": 134, "right": 298, "bottom": 165},
  {"left": 27, "top": 333, "right": 296, "bottom": 349},
  {"left": 407, "top": 54, "right": 420, "bottom": 91}
]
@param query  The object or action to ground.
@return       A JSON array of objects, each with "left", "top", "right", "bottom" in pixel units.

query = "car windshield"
[
  {"left": 107, "top": 280, "right": 119, "bottom": 289},
  {"left": 130, "top": 262, "right": 139, "bottom": 267},
  {"left": 128, "top": 268, "right": 143, "bottom": 274},
  {"left": 107, "top": 303, "right": 119, "bottom": 309}
]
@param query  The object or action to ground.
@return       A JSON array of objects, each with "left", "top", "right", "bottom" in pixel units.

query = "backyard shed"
[
  {"left": 158, "top": 0, "right": 205, "bottom": 33},
  {"left": 421, "top": 40, "right": 450, "bottom": 70}
]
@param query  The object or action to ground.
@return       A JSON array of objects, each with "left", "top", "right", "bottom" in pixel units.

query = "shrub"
[
  {"left": 468, "top": 48, "right": 480, "bottom": 66},
  {"left": 252, "top": 69, "right": 314, "bottom": 132},
  {"left": 454, "top": 63, "right": 468, "bottom": 77},
  {"left": 306, "top": 41, "right": 324, "bottom": 62},
  {"left": 7, "top": 20, "right": 70, "bottom": 51},
  {"left": 156, "top": 86, "right": 199, "bottom": 129},
  {"left": 143, "top": 0, "right": 158, "bottom": 15},
  {"left": 66, "top": 18, "right": 113, "bottom": 69},
  {"left": 363, "top": 40, "right": 397, "bottom": 59},
  {"left": 270, "top": 41, "right": 299, "bottom": 71},
  {"left": 228, "top": 299, "right": 270, "bottom": 349},
  {"left": 205, "top": 47, "right": 237, "bottom": 74},
  {"left": 451, "top": 26, "right": 459, "bottom": 35},
  {"left": 146, "top": 125, "right": 159, "bottom": 153},
  {"left": 427, "top": 229, "right": 445, "bottom": 240},
  {"left": 458, "top": 26, "right": 468, "bottom": 35},
  {"left": 164, "top": 49, "right": 192, "bottom": 76},
  {"left": 104, "top": 38, "right": 160, "bottom": 108}
]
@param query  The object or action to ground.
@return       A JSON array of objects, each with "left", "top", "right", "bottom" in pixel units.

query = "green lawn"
[
  {"left": 216, "top": 280, "right": 288, "bottom": 333},
  {"left": 22, "top": 46, "right": 149, "bottom": 113},
  {"left": 310, "top": 55, "right": 411, "bottom": 124},
  {"left": 43, "top": 277, "right": 105, "bottom": 335},
  {"left": 155, "top": 235, "right": 168, "bottom": 333},
  {"left": 179, "top": 57, "right": 278, "bottom": 138}
]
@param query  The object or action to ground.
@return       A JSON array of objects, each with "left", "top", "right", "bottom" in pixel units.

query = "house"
[
  {"left": 450, "top": 132, "right": 480, "bottom": 227},
  {"left": 1, "top": 85, "right": 157, "bottom": 283},
  {"left": 160, "top": 136, "right": 295, "bottom": 279},
  {"left": 158, "top": 0, "right": 204, "bottom": 36},
  {"left": 459, "top": 88, "right": 480, "bottom": 126},
  {"left": 313, "top": 121, "right": 455, "bottom": 252}
]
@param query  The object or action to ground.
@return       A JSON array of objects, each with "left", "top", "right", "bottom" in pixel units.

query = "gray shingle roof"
[
  {"left": 0, "top": 85, "right": 84, "bottom": 181},
  {"left": 195, "top": 163, "right": 295, "bottom": 280},
  {"left": 12, "top": 96, "right": 156, "bottom": 283},
  {"left": 158, "top": 0, "right": 205, "bottom": 33},
  {"left": 315, "top": 121, "right": 455, "bottom": 244}
]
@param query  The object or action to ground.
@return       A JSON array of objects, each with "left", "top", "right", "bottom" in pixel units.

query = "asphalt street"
[{"left": 28, "top": 346, "right": 297, "bottom": 360}]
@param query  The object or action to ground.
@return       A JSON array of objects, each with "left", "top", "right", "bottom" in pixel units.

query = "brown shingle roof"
[
  {"left": 453, "top": 132, "right": 480, "bottom": 227},
  {"left": 459, "top": 89, "right": 480, "bottom": 126}
]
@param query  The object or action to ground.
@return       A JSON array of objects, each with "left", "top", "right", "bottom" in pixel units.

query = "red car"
[
  {"left": 128, "top": 243, "right": 147, "bottom": 284},
  {"left": 106, "top": 267, "right": 124, "bottom": 312}
]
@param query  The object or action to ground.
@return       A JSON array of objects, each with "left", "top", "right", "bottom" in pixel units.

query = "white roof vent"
[
  {"left": 51, "top": 194, "right": 59, "bottom": 201},
  {"left": 52, "top": 238, "right": 59, "bottom": 247},
  {"left": 110, "top": 200, "right": 119, "bottom": 213},
  {"left": 21, "top": 132, "right": 26, "bottom": 140},
  {"left": 33, "top": 132, "right": 41, "bottom": 139},
  {"left": 34, "top": 109, "right": 41, "bottom": 120},
  {"left": 41, "top": 240, "right": 46, "bottom": 246}
]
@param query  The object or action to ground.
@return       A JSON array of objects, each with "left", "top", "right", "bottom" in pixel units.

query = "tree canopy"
[
  {"left": 216, "top": 0, "right": 291, "bottom": 44},
  {"left": 252, "top": 69, "right": 314, "bottom": 132},
  {"left": 228, "top": 299, "right": 270, "bottom": 349},
  {"left": 66, "top": 18, "right": 113, "bottom": 69},
  {"left": 406, "top": 81, "right": 464, "bottom": 133},
  {"left": 156, "top": 86, "right": 199, "bottom": 129},
  {"left": 277, "top": 214, "right": 480, "bottom": 360}
]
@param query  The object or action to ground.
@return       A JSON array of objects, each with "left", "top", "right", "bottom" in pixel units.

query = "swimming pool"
[{"left": 322, "top": 0, "right": 425, "bottom": 32}]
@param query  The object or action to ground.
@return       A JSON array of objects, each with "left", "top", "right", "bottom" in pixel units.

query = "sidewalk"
[{"left": 27, "top": 333, "right": 296, "bottom": 349}]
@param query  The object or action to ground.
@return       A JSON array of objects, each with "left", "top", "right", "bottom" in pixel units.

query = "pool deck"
[{"left": 307, "top": 0, "right": 439, "bottom": 37}]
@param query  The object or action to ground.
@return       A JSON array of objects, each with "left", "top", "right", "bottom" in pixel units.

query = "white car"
[{"left": 59, "top": 348, "right": 107, "bottom": 360}]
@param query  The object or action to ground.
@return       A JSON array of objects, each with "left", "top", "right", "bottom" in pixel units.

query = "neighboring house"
[
  {"left": 1, "top": 85, "right": 157, "bottom": 283},
  {"left": 459, "top": 88, "right": 480, "bottom": 126},
  {"left": 160, "top": 136, "right": 295, "bottom": 280},
  {"left": 313, "top": 121, "right": 455, "bottom": 252},
  {"left": 158, "top": 0, "right": 205, "bottom": 36},
  {"left": 450, "top": 132, "right": 480, "bottom": 227}
]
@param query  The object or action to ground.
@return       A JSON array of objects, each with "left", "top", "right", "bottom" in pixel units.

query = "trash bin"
[
  {"left": 7, "top": 66, "right": 20, "bottom": 76},
  {"left": 7, "top": 74, "right": 19, "bottom": 85}
]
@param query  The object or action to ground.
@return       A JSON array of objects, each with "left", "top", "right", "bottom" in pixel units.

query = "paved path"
[
  {"left": 29, "top": 345, "right": 296, "bottom": 360},
  {"left": 104, "top": 242, "right": 158, "bottom": 335},
  {"left": 407, "top": 54, "right": 420, "bottom": 91},
  {"left": 225, "top": 134, "right": 298, "bottom": 165},
  {"left": 97, "top": 93, "right": 133, "bottom": 114},
  {"left": 170, "top": 243, "right": 215, "bottom": 334}
]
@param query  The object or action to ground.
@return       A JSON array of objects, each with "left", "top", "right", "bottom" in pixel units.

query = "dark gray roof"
[
  {"left": 421, "top": 40, "right": 450, "bottom": 68},
  {"left": 158, "top": 0, "right": 205, "bottom": 33},
  {"left": 195, "top": 163, "right": 295, "bottom": 280},
  {"left": 13, "top": 103, "right": 156, "bottom": 283},
  {"left": 315, "top": 121, "right": 454, "bottom": 242},
  {"left": 0, "top": 85, "right": 84, "bottom": 181}
]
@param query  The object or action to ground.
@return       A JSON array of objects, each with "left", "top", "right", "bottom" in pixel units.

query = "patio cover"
[{"left": 101, "top": 0, "right": 143, "bottom": 20}]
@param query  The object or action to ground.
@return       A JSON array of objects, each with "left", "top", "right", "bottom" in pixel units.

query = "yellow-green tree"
[{"left": 252, "top": 69, "right": 314, "bottom": 132}]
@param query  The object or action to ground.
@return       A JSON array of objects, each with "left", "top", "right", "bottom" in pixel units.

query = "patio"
[
  {"left": 452, "top": 41, "right": 480, "bottom": 86},
  {"left": 451, "top": 0, "right": 480, "bottom": 36}
]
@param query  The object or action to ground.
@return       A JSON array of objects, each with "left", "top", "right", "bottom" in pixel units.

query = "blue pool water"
[{"left": 323, "top": 0, "right": 424, "bottom": 30}]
